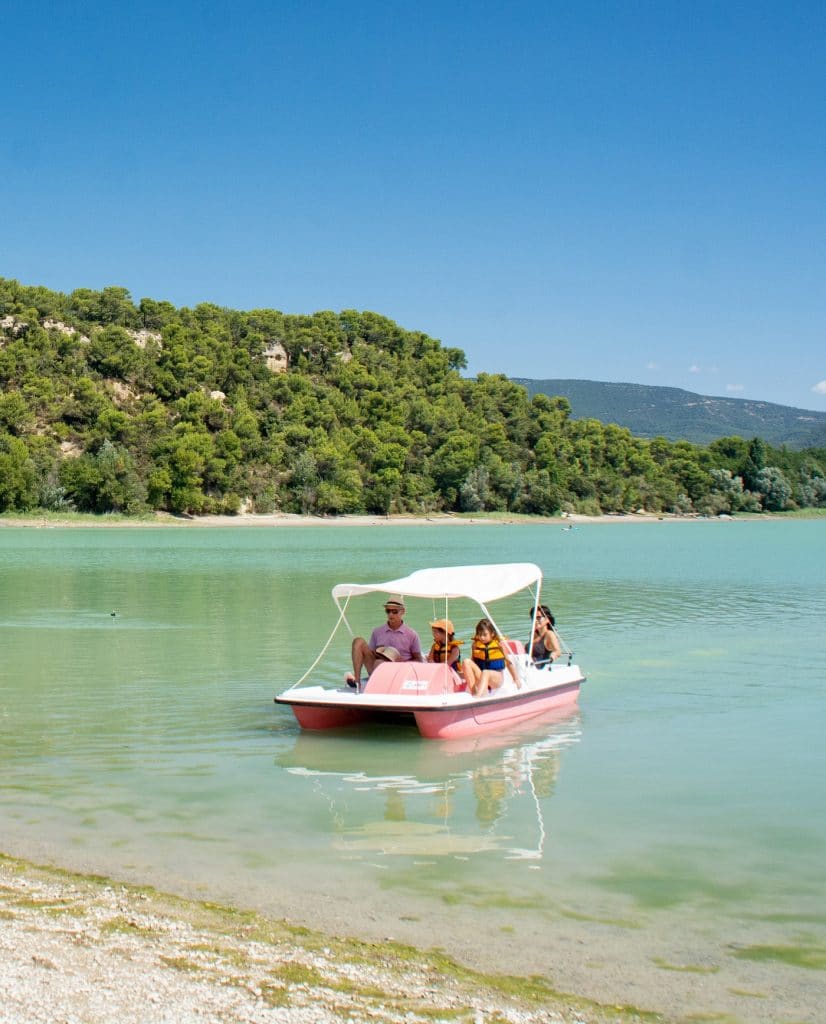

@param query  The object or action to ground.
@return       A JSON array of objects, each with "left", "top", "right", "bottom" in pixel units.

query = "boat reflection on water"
[{"left": 275, "top": 706, "right": 582, "bottom": 862}]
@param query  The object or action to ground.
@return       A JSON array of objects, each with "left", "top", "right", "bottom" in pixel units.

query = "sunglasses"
[{"left": 385, "top": 607, "right": 403, "bottom": 614}]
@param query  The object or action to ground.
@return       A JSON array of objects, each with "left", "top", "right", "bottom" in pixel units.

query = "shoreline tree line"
[{"left": 1, "top": 277, "right": 824, "bottom": 518}]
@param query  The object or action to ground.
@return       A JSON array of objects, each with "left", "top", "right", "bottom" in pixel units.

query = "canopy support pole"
[{"left": 285, "top": 593, "right": 354, "bottom": 690}]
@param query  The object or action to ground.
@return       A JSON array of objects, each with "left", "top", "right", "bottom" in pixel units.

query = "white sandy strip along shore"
[{"left": 0, "top": 510, "right": 750, "bottom": 528}]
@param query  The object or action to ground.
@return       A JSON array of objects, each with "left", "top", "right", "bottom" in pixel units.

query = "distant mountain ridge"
[{"left": 513, "top": 378, "right": 826, "bottom": 449}]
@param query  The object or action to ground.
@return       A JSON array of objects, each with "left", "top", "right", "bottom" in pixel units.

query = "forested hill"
[
  {"left": 514, "top": 378, "right": 826, "bottom": 449},
  {"left": 1, "top": 277, "right": 825, "bottom": 518}
]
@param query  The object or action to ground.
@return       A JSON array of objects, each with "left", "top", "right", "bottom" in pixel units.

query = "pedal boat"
[{"left": 275, "top": 562, "right": 585, "bottom": 740}]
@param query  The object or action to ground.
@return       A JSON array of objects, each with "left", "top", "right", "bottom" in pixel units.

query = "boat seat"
[{"left": 504, "top": 639, "right": 526, "bottom": 655}]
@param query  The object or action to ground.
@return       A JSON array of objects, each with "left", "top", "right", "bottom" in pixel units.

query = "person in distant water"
[
  {"left": 463, "top": 618, "right": 519, "bottom": 697},
  {"left": 529, "top": 605, "right": 561, "bottom": 664},
  {"left": 347, "top": 599, "right": 423, "bottom": 688},
  {"left": 426, "top": 618, "right": 462, "bottom": 670}
]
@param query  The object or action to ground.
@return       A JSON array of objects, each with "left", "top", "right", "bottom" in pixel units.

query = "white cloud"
[
  {"left": 645, "top": 361, "right": 659, "bottom": 370},
  {"left": 689, "top": 364, "right": 701, "bottom": 374},
  {"left": 812, "top": 380, "right": 826, "bottom": 395},
  {"left": 726, "top": 384, "right": 744, "bottom": 393}
]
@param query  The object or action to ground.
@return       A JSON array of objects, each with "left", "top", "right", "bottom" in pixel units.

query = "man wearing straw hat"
[{"left": 346, "top": 598, "right": 423, "bottom": 689}]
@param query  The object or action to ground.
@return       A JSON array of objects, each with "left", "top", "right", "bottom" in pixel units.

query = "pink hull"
[
  {"left": 290, "top": 704, "right": 375, "bottom": 730},
  {"left": 280, "top": 662, "right": 584, "bottom": 739},
  {"left": 413, "top": 682, "right": 580, "bottom": 739},
  {"left": 287, "top": 680, "right": 580, "bottom": 738}
]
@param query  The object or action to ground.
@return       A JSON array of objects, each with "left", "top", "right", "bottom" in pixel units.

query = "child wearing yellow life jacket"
[
  {"left": 462, "top": 618, "right": 520, "bottom": 697},
  {"left": 426, "top": 619, "right": 462, "bottom": 669}
]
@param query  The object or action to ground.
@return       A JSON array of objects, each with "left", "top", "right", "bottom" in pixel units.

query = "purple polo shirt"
[{"left": 369, "top": 622, "right": 422, "bottom": 661}]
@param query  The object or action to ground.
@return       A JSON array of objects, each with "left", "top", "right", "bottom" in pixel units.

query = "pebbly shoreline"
[{"left": 0, "top": 855, "right": 648, "bottom": 1024}]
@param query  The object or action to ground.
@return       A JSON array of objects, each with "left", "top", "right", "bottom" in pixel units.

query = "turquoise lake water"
[{"left": 1, "top": 521, "right": 824, "bottom": 1019}]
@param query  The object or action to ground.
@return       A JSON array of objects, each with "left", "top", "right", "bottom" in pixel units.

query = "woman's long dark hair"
[{"left": 529, "top": 605, "right": 555, "bottom": 628}]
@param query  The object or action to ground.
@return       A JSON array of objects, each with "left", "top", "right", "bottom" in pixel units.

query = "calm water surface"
[{"left": 1, "top": 522, "right": 824, "bottom": 1014}]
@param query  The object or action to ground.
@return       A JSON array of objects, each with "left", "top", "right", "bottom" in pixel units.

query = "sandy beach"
[{"left": 0, "top": 509, "right": 763, "bottom": 529}]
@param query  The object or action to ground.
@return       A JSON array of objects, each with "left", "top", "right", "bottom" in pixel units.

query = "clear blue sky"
[{"left": 2, "top": 1, "right": 824, "bottom": 409}]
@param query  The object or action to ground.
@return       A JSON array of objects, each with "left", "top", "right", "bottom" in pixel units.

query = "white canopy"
[{"left": 332, "top": 562, "right": 542, "bottom": 608}]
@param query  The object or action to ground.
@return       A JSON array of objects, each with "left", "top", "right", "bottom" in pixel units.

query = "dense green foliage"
[
  {"left": 516, "top": 379, "right": 826, "bottom": 448},
  {"left": 1, "top": 277, "right": 825, "bottom": 518}
]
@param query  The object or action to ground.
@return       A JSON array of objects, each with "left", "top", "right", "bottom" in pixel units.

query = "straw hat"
[{"left": 375, "top": 645, "right": 400, "bottom": 662}]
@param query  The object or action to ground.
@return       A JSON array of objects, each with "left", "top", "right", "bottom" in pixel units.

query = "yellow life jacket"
[{"left": 471, "top": 636, "right": 507, "bottom": 668}]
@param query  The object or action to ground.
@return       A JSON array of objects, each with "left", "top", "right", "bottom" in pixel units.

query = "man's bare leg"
[{"left": 350, "top": 637, "right": 378, "bottom": 684}]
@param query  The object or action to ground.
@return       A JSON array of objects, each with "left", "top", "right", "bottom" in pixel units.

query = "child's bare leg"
[{"left": 464, "top": 661, "right": 482, "bottom": 696}]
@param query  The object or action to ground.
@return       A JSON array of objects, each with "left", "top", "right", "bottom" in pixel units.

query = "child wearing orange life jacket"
[{"left": 426, "top": 618, "right": 462, "bottom": 669}]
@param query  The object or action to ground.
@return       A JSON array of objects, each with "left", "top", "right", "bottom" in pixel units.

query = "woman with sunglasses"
[{"left": 529, "top": 605, "right": 561, "bottom": 665}]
